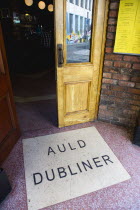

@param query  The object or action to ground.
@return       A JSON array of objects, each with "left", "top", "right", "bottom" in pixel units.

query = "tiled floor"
[{"left": 1, "top": 117, "right": 140, "bottom": 210}]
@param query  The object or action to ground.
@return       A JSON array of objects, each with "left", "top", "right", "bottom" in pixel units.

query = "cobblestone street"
[{"left": 67, "top": 42, "right": 90, "bottom": 63}]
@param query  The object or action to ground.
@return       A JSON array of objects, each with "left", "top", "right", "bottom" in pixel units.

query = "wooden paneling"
[
  {"left": 63, "top": 66, "right": 93, "bottom": 83},
  {"left": 0, "top": 96, "right": 13, "bottom": 143},
  {"left": 64, "top": 110, "right": 90, "bottom": 126},
  {"left": 0, "top": 24, "right": 20, "bottom": 164},
  {"left": 0, "top": 48, "right": 5, "bottom": 74},
  {"left": 0, "top": 75, "right": 7, "bottom": 95},
  {"left": 65, "top": 82, "right": 89, "bottom": 114}
]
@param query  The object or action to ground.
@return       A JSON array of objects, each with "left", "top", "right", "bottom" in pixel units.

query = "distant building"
[{"left": 66, "top": 0, "right": 93, "bottom": 43}]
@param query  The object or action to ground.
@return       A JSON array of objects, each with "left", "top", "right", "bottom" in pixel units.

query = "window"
[
  {"left": 75, "top": 15, "right": 79, "bottom": 33},
  {"left": 81, "top": 0, "right": 84, "bottom": 7},
  {"left": 85, "top": 0, "right": 88, "bottom": 9},
  {"left": 89, "top": 0, "right": 91, "bottom": 10},
  {"left": 75, "top": 0, "right": 79, "bottom": 5},
  {"left": 80, "top": 16, "right": 83, "bottom": 34},
  {"left": 66, "top": 0, "right": 94, "bottom": 63},
  {"left": 70, "top": 14, "right": 73, "bottom": 33},
  {"left": 84, "top": 18, "right": 87, "bottom": 33},
  {"left": 66, "top": 13, "right": 69, "bottom": 33},
  {"left": 70, "top": 0, "right": 74, "bottom": 3}
]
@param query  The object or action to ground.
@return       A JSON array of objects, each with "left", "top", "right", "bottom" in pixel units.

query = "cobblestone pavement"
[{"left": 67, "top": 42, "right": 90, "bottom": 63}]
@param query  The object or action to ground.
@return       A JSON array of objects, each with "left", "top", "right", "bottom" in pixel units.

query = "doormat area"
[{"left": 23, "top": 127, "right": 130, "bottom": 210}]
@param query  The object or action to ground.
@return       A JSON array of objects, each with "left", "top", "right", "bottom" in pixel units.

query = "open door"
[
  {"left": 55, "top": 0, "right": 109, "bottom": 127},
  {"left": 0, "top": 24, "right": 20, "bottom": 164}
]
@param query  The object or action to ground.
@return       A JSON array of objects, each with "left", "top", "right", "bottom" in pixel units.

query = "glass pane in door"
[{"left": 66, "top": 0, "right": 94, "bottom": 63}]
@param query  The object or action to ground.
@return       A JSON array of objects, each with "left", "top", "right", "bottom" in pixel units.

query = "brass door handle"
[{"left": 57, "top": 44, "right": 64, "bottom": 67}]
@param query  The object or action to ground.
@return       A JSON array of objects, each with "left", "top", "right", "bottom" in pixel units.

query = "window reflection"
[{"left": 66, "top": 0, "right": 94, "bottom": 63}]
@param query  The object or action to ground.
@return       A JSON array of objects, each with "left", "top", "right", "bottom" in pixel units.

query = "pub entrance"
[{"left": 0, "top": 0, "right": 108, "bottom": 163}]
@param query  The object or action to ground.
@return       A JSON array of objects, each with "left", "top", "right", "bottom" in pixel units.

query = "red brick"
[
  {"left": 111, "top": 85, "right": 126, "bottom": 91},
  {"left": 120, "top": 114, "right": 136, "bottom": 120},
  {"left": 126, "top": 100, "right": 140, "bottom": 106},
  {"left": 104, "top": 60, "right": 113, "bottom": 66},
  {"left": 103, "top": 73, "right": 112, "bottom": 78},
  {"left": 101, "top": 84, "right": 111, "bottom": 89},
  {"left": 101, "top": 97, "right": 116, "bottom": 105},
  {"left": 130, "top": 105, "right": 140, "bottom": 111},
  {"left": 102, "top": 28, "right": 140, "bottom": 129},
  {"left": 119, "top": 117, "right": 136, "bottom": 125},
  {"left": 128, "top": 88, "right": 140, "bottom": 95},
  {"left": 108, "top": 18, "right": 117, "bottom": 25},
  {"left": 123, "top": 109, "right": 136, "bottom": 115},
  {"left": 102, "top": 78, "right": 118, "bottom": 85},
  {"left": 101, "top": 89, "right": 114, "bottom": 96},
  {"left": 114, "top": 97, "right": 125, "bottom": 103},
  {"left": 132, "top": 70, "right": 140, "bottom": 75},
  {"left": 107, "top": 105, "right": 116, "bottom": 112},
  {"left": 119, "top": 81, "right": 135, "bottom": 87},
  {"left": 136, "top": 83, "right": 140, "bottom": 89},
  {"left": 112, "top": 74, "right": 130, "bottom": 81},
  {"left": 123, "top": 56, "right": 140, "bottom": 62},
  {"left": 105, "top": 47, "right": 113, "bottom": 53},
  {"left": 108, "top": 26, "right": 116, "bottom": 32},
  {"left": 120, "top": 68, "right": 133, "bottom": 75},
  {"left": 99, "top": 109, "right": 114, "bottom": 117},
  {"left": 114, "top": 61, "right": 132, "bottom": 68},
  {"left": 110, "top": 2, "right": 119, "bottom": 10},
  {"left": 134, "top": 95, "right": 140, "bottom": 100},
  {"left": 105, "top": 54, "right": 123, "bottom": 61},
  {"left": 103, "top": 66, "right": 118, "bottom": 73},
  {"left": 132, "top": 64, "right": 140, "bottom": 69},
  {"left": 99, "top": 105, "right": 107, "bottom": 110},
  {"left": 115, "top": 92, "right": 132, "bottom": 99},
  {"left": 109, "top": 11, "right": 118, "bottom": 18},
  {"left": 131, "top": 77, "right": 140, "bottom": 82},
  {"left": 106, "top": 39, "right": 114, "bottom": 47},
  {"left": 107, "top": 32, "right": 115, "bottom": 40}
]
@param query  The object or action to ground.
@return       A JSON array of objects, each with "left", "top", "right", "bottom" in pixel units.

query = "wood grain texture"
[
  {"left": 65, "top": 82, "right": 89, "bottom": 114},
  {"left": 63, "top": 66, "right": 93, "bottom": 83},
  {"left": 0, "top": 48, "right": 5, "bottom": 74},
  {"left": 64, "top": 110, "right": 90, "bottom": 126},
  {"left": 55, "top": 0, "right": 109, "bottom": 127},
  {"left": 0, "top": 96, "right": 13, "bottom": 143},
  {"left": 55, "top": 0, "right": 64, "bottom": 127},
  {"left": 0, "top": 24, "right": 20, "bottom": 164},
  {"left": 94, "top": 0, "right": 110, "bottom": 119}
]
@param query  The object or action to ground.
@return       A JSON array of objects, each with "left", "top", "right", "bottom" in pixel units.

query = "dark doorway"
[{"left": 0, "top": 0, "right": 57, "bottom": 132}]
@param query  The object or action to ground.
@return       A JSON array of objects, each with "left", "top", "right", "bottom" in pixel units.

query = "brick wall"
[{"left": 98, "top": 0, "right": 140, "bottom": 127}]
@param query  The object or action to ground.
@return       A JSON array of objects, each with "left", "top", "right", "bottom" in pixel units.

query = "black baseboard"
[
  {"left": 0, "top": 168, "right": 12, "bottom": 204},
  {"left": 133, "top": 126, "right": 140, "bottom": 146}
]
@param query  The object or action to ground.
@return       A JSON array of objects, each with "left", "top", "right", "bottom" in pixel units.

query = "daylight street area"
[{"left": 67, "top": 42, "right": 90, "bottom": 63}]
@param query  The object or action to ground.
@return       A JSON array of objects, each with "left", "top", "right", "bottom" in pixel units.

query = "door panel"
[
  {"left": 0, "top": 95, "right": 13, "bottom": 143},
  {"left": 65, "top": 81, "right": 90, "bottom": 113},
  {"left": 63, "top": 66, "right": 93, "bottom": 82},
  {"left": 0, "top": 24, "right": 20, "bottom": 164},
  {"left": 0, "top": 48, "right": 5, "bottom": 74},
  {"left": 55, "top": 0, "right": 109, "bottom": 127}
]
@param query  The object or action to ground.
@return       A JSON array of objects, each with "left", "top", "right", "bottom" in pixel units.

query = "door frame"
[
  {"left": 93, "top": 0, "right": 110, "bottom": 119},
  {"left": 54, "top": 0, "right": 109, "bottom": 127}
]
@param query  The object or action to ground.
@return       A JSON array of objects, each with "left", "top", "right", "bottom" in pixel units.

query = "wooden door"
[
  {"left": 0, "top": 24, "right": 20, "bottom": 164},
  {"left": 55, "top": 0, "right": 109, "bottom": 127}
]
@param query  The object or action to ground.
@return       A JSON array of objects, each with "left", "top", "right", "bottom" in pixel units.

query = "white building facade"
[{"left": 66, "top": 0, "right": 93, "bottom": 39}]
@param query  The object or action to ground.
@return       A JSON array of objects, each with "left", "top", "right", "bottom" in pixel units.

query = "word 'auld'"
[{"left": 48, "top": 140, "right": 86, "bottom": 156}]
